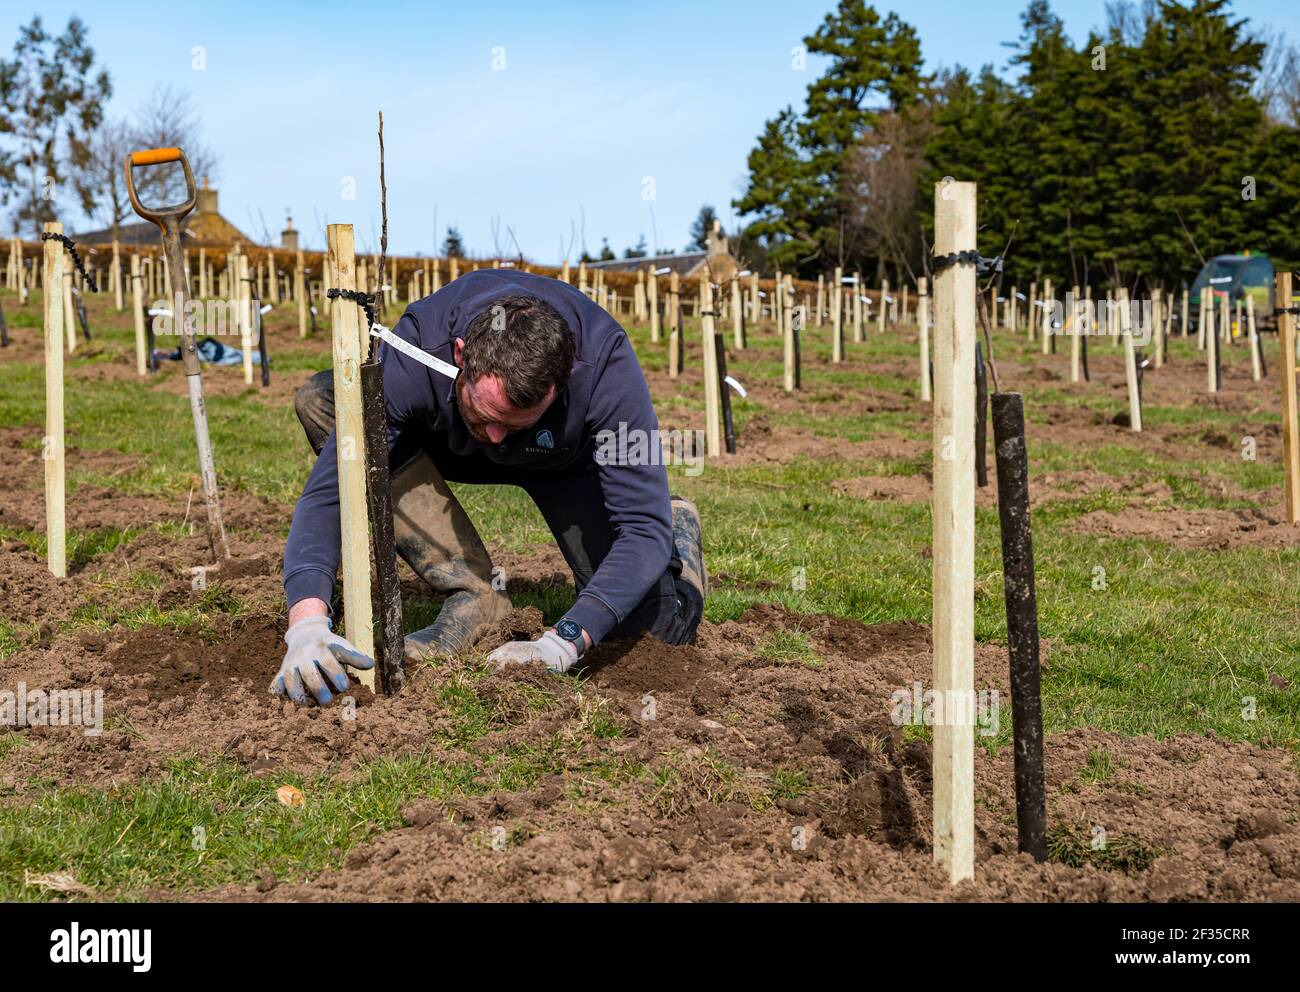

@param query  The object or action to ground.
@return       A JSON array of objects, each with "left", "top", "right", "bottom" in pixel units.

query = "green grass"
[
  {"left": 2, "top": 286, "right": 1299, "bottom": 896},
  {"left": 757, "top": 628, "right": 823, "bottom": 667},
  {"left": 0, "top": 742, "right": 646, "bottom": 900},
  {"left": 1047, "top": 821, "right": 1160, "bottom": 874}
]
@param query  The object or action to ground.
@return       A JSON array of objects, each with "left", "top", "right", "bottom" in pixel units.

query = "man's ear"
[{"left": 453, "top": 337, "right": 465, "bottom": 368}]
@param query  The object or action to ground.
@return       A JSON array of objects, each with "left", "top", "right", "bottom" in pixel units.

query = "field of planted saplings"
[{"left": 2, "top": 211, "right": 1298, "bottom": 902}]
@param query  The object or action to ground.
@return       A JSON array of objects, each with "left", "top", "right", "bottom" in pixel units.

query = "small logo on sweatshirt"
[{"left": 535, "top": 429, "right": 555, "bottom": 449}]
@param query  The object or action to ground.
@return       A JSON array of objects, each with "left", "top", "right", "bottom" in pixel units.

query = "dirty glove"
[
  {"left": 487, "top": 631, "right": 579, "bottom": 674},
  {"left": 272, "top": 616, "right": 375, "bottom": 705}
]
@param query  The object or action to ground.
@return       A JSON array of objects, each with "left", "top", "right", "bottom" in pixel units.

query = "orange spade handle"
[{"left": 129, "top": 147, "right": 182, "bottom": 167}]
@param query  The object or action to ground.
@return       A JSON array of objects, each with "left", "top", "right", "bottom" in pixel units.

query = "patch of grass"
[
  {"left": 649, "top": 748, "right": 773, "bottom": 817},
  {"left": 770, "top": 766, "right": 813, "bottom": 801},
  {"left": 1078, "top": 748, "right": 1118, "bottom": 786},
  {"left": 1047, "top": 821, "right": 1159, "bottom": 874},
  {"left": 757, "top": 628, "right": 822, "bottom": 667},
  {"left": 0, "top": 618, "right": 24, "bottom": 661}
]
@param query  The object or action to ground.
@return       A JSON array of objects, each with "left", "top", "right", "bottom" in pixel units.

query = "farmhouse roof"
[
  {"left": 585, "top": 250, "right": 709, "bottom": 276},
  {"left": 585, "top": 220, "right": 741, "bottom": 281},
  {"left": 73, "top": 179, "right": 256, "bottom": 248}
]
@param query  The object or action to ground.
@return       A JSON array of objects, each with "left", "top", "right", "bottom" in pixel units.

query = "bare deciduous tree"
[
  {"left": 129, "top": 85, "right": 219, "bottom": 209},
  {"left": 1255, "top": 27, "right": 1300, "bottom": 127},
  {"left": 844, "top": 107, "right": 934, "bottom": 285},
  {"left": 70, "top": 117, "right": 133, "bottom": 239}
]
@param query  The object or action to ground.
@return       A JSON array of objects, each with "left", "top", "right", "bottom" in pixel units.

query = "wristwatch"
[{"left": 554, "top": 618, "right": 586, "bottom": 659}]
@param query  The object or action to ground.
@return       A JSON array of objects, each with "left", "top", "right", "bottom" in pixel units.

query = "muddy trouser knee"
[
  {"left": 523, "top": 470, "right": 704, "bottom": 646},
  {"left": 291, "top": 369, "right": 511, "bottom": 655},
  {"left": 294, "top": 369, "right": 337, "bottom": 456}
]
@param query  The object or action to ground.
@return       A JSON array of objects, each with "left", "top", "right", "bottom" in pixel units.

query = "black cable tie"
[
  {"left": 39, "top": 232, "right": 98, "bottom": 293},
  {"left": 931, "top": 250, "right": 981, "bottom": 273},
  {"left": 1275, "top": 307, "right": 1300, "bottom": 317},
  {"left": 326, "top": 287, "right": 378, "bottom": 359}
]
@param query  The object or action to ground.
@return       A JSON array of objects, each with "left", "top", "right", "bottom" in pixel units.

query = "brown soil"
[
  {"left": 833, "top": 468, "right": 1180, "bottom": 512},
  {"left": 4, "top": 316, "right": 1299, "bottom": 902},
  {"left": 5, "top": 598, "right": 1297, "bottom": 902},
  {"left": 193, "top": 602, "right": 1295, "bottom": 903},
  {"left": 713, "top": 413, "right": 925, "bottom": 468},
  {"left": 1073, "top": 506, "right": 1300, "bottom": 549}
]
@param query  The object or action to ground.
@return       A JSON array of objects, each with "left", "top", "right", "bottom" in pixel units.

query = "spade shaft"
[{"left": 125, "top": 146, "right": 230, "bottom": 560}]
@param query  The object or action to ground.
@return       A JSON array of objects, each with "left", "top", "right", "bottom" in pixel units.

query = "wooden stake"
[
  {"left": 1040, "top": 278, "right": 1053, "bottom": 356},
  {"left": 327, "top": 225, "right": 376, "bottom": 686},
  {"left": 112, "top": 240, "right": 123, "bottom": 311},
  {"left": 1121, "top": 288, "right": 1142, "bottom": 432},
  {"left": 1069, "top": 286, "right": 1081, "bottom": 384},
  {"left": 1248, "top": 294, "right": 1261, "bottom": 383},
  {"left": 832, "top": 266, "right": 843, "bottom": 363},
  {"left": 878, "top": 277, "right": 889, "bottom": 335},
  {"left": 1279, "top": 272, "right": 1300, "bottom": 524},
  {"left": 1153, "top": 288, "right": 1165, "bottom": 368},
  {"left": 918, "top": 276, "right": 931, "bottom": 402},
  {"left": 782, "top": 279, "right": 795, "bottom": 393},
  {"left": 670, "top": 273, "right": 681, "bottom": 377},
  {"left": 648, "top": 267, "right": 660, "bottom": 343},
  {"left": 816, "top": 273, "right": 825, "bottom": 327},
  {"left": 1204, "top": 288, "right": 1218, "bottom": 393},
  {"left": 296, "top": 250, "right": 307, "bottom": 338},
  {"left": 702, "top": 278, "right": 721, "bottom": 456},
  {"left": 43, "top": 223, "right": 66, "bottom": 579},
  {"left": 731, "top": 277, "right": 743, "bottom": 350},
  {"left": 1197, "top": 287, "right": 1207, "bottom": 351},
  {"left": 239, "top": 254, "right": 254, "bottom": 386},
  {"left": 852, "top": 272, "right": 863, "bottom": 342},
  {"left": 63, "top": 269, "right": 76, "bottom": 354},
  {"left": 668, "top": 272, "right": 680, "bottom": 377},
  {"left": 931, "top": 180, "right": 976, "bottom": 885},
  {"left": 131, "top": 254, "right": 146, "bottom": 377}
]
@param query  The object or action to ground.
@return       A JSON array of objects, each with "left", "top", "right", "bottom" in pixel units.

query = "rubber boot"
[
  {"left": 670, "top": 496, "right": 707, "bottom": 600},
  {"left": 392, "top": 453, "right": 512, "bottom": 660}
]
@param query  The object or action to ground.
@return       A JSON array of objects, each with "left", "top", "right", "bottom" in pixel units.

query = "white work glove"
[
  {"left": 271, "top": 616, "right": 375, "bottom": 705},
  {"left": 487, "top": 631, "right": 580, "bottom": 674}
]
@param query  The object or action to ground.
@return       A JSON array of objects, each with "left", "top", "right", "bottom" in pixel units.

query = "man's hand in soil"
[
  {"left": 488, "top": 630, "right": 586, "bottom": 674},
  {"left": 272, "top": 611, "right": 374, "bottom": 705}
]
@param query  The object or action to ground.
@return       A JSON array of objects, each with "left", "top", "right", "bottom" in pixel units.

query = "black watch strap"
[{"left": 555, "top": 618, "right": 586, "bottom": 657}]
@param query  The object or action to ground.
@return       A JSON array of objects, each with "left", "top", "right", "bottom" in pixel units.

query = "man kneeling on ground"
[{"left": 271, "top": 268, "right": 706, "bottom": 704}]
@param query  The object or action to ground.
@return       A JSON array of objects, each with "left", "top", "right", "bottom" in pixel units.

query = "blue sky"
[{"left": 3, "top": 0, "right": 1296, "bottom": 261}]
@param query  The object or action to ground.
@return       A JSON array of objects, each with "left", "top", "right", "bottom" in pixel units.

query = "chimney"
[
  {"left": 197, "top": 176, "right": 218, "bottom": 216},
  {"left": 706, "top": 218, "right": 727, "bottom": 257}
]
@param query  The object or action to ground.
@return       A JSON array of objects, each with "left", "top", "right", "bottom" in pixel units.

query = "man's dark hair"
[{"left": 460, "top": 294, "right": 575, "bottom": 408}]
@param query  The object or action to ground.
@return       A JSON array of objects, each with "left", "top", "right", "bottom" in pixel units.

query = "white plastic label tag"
[{"left": 370, "top": 323, "right": 459, "bottom": 380}]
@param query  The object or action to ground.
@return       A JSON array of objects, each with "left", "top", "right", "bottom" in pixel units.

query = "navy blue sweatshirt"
[{"left": 283, "top": 269, "right": 672, "bottom": 646}]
